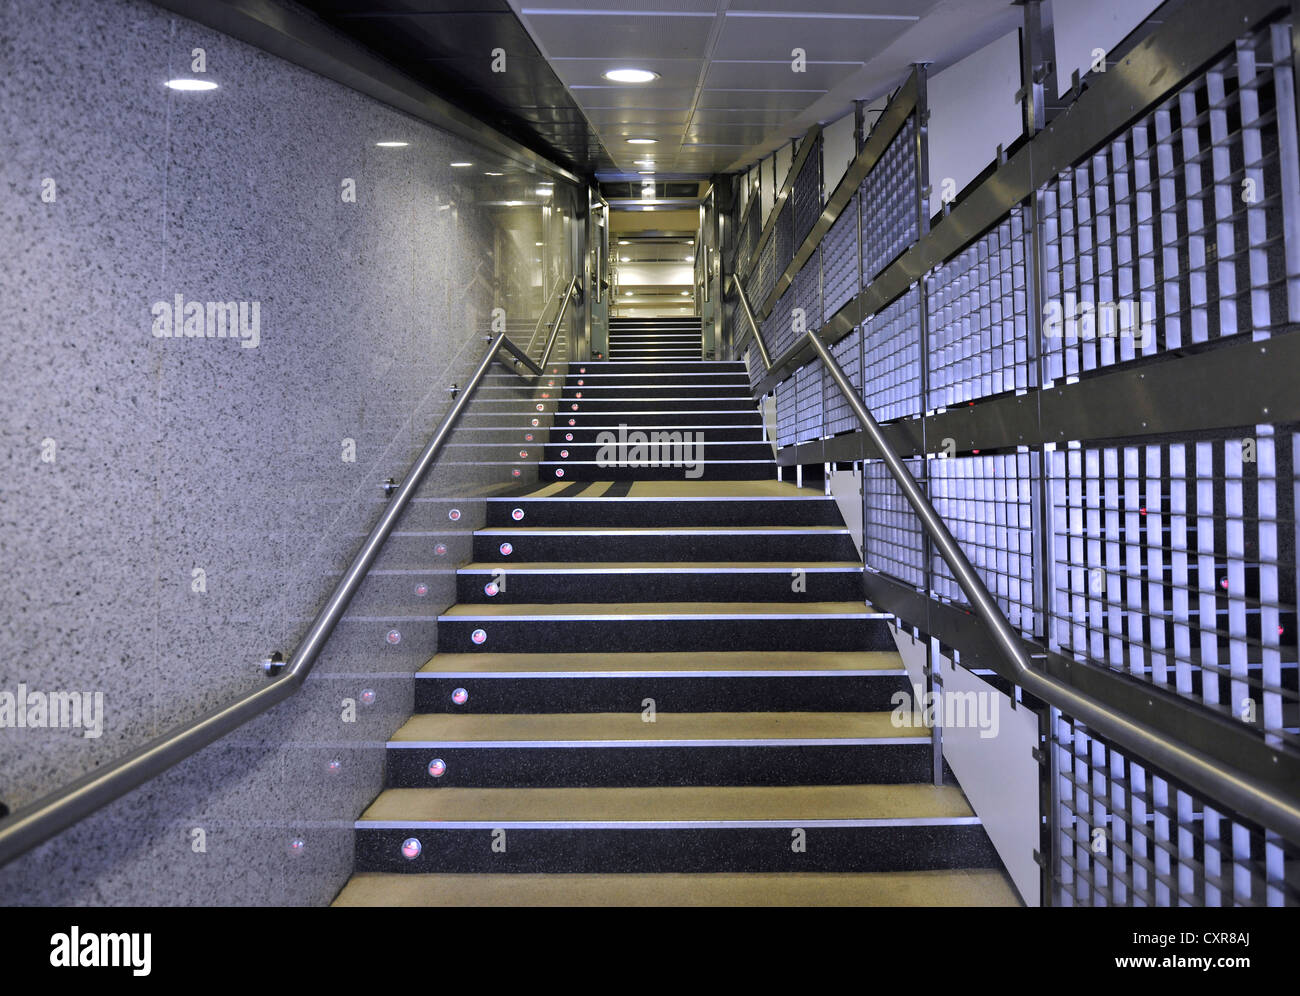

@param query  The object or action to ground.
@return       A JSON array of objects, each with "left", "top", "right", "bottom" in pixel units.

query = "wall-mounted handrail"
[
  {"left": 727, "top": 274, "right": 772, "bottom": 370},
  {"left": 0, "top": 331, "right": 549, "bottom": 868},
  {"left": 798, "top": 330, "right": 1300, "bottom": 846}
]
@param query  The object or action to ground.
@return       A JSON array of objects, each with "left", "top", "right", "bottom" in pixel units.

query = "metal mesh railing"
[
  {"left": 1039, "top": 29, "right": 1298, "bottom": 385},
  {"left": 926, "top": 205, "right": 1034, "bottom": 408},
  {"left": 1051, "top": 713, "right": 1298, "bottom": 906},
  {"left": 747, "top": 5, "right": 1300, "bottom": 906}
]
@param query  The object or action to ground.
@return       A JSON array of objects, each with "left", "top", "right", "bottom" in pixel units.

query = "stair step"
[
  {"left": 485, "top": 483, "right": 833, "bottom": 527},
  {"left": 362, "top": 783, "right": 974, "bottom": 822},
  {"left": 436, "top": 600, "right": 892, "bottom": 653},
  {"left": 473, "top": 526, "right": 859, "bottom": 561},
  {"left": 559, "top": 385, "right": 751, "bottom": 398},
  {"left": 544, "top": 441, "right": 773, "bottom": 461},
  {"left": 381, "top": 711, "right": 932, "bottom": 787},
  {"left": 350, "top": 784, "right": 998, "bottom": 875},
  {"left": 414, "top": 646, "right": 905, "bottom": 712},
  {"left": 420, "top": 650, "right": 902, "bottom": 673},
  {"left": 455, "top": 561, "right": 864, "bottom": 604},
  {"left": 560, "top": 398, "right": 761, "bottom": 412},
  {"left": 333, "top": 870, "right": 1020, "bottom": 906}
]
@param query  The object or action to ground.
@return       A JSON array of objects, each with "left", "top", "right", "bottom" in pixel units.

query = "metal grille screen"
[
  {"left": 861, "top": 284, "right": 923, "bottom": 422},
  {"left": 824, "top": 327, "right": 863, "bottom": 436},
  {"left": 1052, "top": 714, "right": 1296, "bottom": 906},
  {"left": 822, "top": 192, "right": 861, "bottom": 319},
  {"left": 864, "top": 456, "right": 926, "bottom": 588},
  {"left": 750, "top": 12, "right": 1300, "bottom": 907},
  {"left": 861, "top": 114, "right": 919, "bottom": 282},
  {"left": 792, "top": 136, "right": 823, "bottom": 247},
  {"left": 930, "top": 452, "right": 1039, "bottom": 636},
  {"left": 1038, "top": 29, "right": 1299, "bottom": 386},
  {"left": 927, "top": 205, "right": 1034, "bottom": 408},
  {"left": 1046, "top": 431, "right": 1297, "bottom": 749}
]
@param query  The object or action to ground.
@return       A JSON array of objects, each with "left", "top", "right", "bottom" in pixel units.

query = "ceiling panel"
[
  {"left": 688, "top": 106, "right": 809, "bottom": 123},
  {"left": 523, "top": 13, "right": 714, "bottom": 60},
  {"left": 582, "top": 108, "right": 694, "bottom": 124},
  {"left": 730, "top": 0, "right": 919, "bottom": 13},
  {"left": 520, "top": 0, "right": 716, "bottom": 10},
  {"left": 695, "top": 88, "right": 819, "bottom": 110},
  {"left": 711, "top": 14, "right": 914, "bottom": 62},
  {"left": 703, "top": 60, "right": 860, "bottom": 91},
  {"left": 549, "top": 57, "right": 702, "bottom": 89}
]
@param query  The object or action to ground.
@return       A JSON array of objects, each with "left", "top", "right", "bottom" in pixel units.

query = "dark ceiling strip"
[{"left": 151, "top": 0, "right": 586, "bottom": 185}]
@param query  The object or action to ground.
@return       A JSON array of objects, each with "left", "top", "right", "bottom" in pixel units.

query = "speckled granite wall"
[{"left": 0, "top": 0, "right": 574, "bottom": 904}]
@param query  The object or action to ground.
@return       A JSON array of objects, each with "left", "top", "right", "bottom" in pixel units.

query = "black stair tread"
[
  {"left": 417, "top": 650, "right": 905, "bottom": 674},
  {"left": 499, "top": 480, "right": 822, "bottom": 498},
  {"left": 456, "top": 561, "right": 863, "bottom": 571},
  {"left": 332, "top": 870, "right": 1021, "bottom": 906},
  {"left": 439, "top": 601, "right": 884, "bottom": 620},
  {"left": 477, "top": 525, "right": 849, "bottom": 534},
  {"left": 388, "top": 711, "right": 923, "bottom": 743},
  {"left": 357, "top": 784, "right": 977, "bottom": 823}
]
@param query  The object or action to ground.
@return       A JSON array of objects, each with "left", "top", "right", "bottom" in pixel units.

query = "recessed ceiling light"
[
  {"left": 617, "top": 240, "right": 630, "bottom": 245},
  {"left": 604, "top": 68, "right": 659, "bottom": 84},
  {"left": 484, "top": 171, "right": 504, "bottom": 176},
  {"left": 535, "top": 241, "right": 544, "bottom": 246},
  {"left": 625, "top": 291, "right": 633, "bottom": 296},
  {"left": 503, "top": 200, "right": 524, "bottom": 206},
  {"left": 375, "top": 141, "right": 409, "bottom": 147},
  {"left": 165, "top": 78, "right": 218, "bottom": 91},
  {"left": 451, "top": 161, "right": 473, "bottom": 167},
  {"left": 634, "top": 160, "right": 656, "bottom": 167},
  {"left": 627, "top": 138, "right": 656, "bottom": 145},
  {"left": 685, "top": 255, "right": 694, "bottom": 262},
  {"left": 638, "top": 171, "right": 655, "bottom": 175},
  {"left": 620, "top": 256, "right": 630, "bottom": 262}
]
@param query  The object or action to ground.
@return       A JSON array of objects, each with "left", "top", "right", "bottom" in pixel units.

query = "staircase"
[
  {"left": 333, "top": 350, "right": 1018, "bottom": 906},
  {"left": 608, "top": 316, "right": 702, "bottom": 360}
]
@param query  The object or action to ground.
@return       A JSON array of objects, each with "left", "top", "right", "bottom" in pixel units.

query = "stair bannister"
[
  {"left": 727, "top": 273, "right": 771, "bottom": 370},
  {"left": 0, "top": 329, "right": 551, "bottom": 868},
  {"left": 728, "top": 275, "right": 1300, "bottom": 845},
  {"left": 527, "top": 275, "right": 573, "bottom": 358},
  {"left": 537, "top": 276, "right": 579, "bottom": 371}
]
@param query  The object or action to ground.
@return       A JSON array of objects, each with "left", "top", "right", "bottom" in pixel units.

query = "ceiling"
[
  {"left": 508, "top": 0, "right": 942, "bottom": 179},
  {"left": 296, "top": 0, "right": 619, "bottom": 175},
  {"left": 297, "top": 1, "right": 1023, "bottom": 184}
]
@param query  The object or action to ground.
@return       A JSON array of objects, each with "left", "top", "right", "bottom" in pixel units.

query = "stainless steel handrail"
[
  {"left": 726, "top": 260, "right": 1300, "bottom": 842},
  {"left": 727, "top": 274, "right": 772, "bottom": 369},
  {"left": 801, "top": 328, "right": 1300, "bottom": 844},
  {"left": 537, "top": 276, "right": 577, "bottom": 371},
  {"left": 0, "top": 330, "right": 549, "bottom": 867},
  {"left": 526, "top": 276, "right": 569, "bottom": 356}
]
